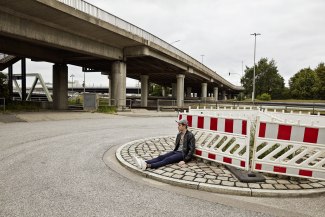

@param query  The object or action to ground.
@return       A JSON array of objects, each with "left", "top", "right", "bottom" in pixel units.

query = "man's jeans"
[{"left": 146, "top": 151, "right": 183, "bottom": 169}]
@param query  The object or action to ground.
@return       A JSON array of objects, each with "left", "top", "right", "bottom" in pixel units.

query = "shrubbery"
[{"left": 257, "top": 93, "right": 271, "bottom": 101}]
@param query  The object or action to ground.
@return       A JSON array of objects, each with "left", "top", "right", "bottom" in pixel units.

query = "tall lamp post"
[
  {"left": 170, "top": 40, "right": 180, "bottom": 45},
  {"left": 201, "top": 54, "right": 204, "bottom": 64},
  {"left": 70, "top": 74, "right": 74, "bottom": 92},
  {"left": 250, "top": 33, "right": 261, "bottom": 104}
]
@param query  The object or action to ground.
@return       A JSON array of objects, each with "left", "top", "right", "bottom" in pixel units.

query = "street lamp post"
[
  {"left": 170, "top": 40, "right": 180, "bottom": 45},
  {"left": 251, "top": 33, "right": 261, "bottom": 104},
  {"left": 70, "top": 74, "right": 74, "bottom": 92},
  {"left": 201, "top": 54, "right": 204, "bottom": 64}
]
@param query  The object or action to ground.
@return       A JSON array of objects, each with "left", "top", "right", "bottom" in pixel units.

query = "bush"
[
  {"left": 97, "top": 105, "right": 116, "bottom": 114},
  {"left": 257, "top": 93, "right": 271, "bottom": 101}
]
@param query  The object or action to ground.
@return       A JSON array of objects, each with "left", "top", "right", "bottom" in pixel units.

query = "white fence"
[
  {"left": 179, "top": 113, "right": 251, "bottom": 170},
  {"left": 183, "top": 108, "right": 325, "bottom": 180},
  {"left": 252, "top": 118, "right": 325, "bottom": 180}
]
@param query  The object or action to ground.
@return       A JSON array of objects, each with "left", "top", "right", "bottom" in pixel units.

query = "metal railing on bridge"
[{"left": 56, "top": 0, "right": 236, "bottom": 88}]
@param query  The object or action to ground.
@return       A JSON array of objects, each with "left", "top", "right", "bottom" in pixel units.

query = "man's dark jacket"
[{"left": 173, "top": 130, "right": 196, "bottom": 162}]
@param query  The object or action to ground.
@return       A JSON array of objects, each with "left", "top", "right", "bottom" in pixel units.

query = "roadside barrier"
[
  {"left": 180, "top": 108, "right": 325, "bottom": 180},
  {"left": 252, "top": 118, "right": 325, "bottom": 180},
  {"left": 178, "top": 113, "right": 251, "bottom": 170}
]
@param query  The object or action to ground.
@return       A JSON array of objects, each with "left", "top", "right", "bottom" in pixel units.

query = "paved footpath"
[{"left": 0, "top": 111, "right": 325, "bottom": 217}]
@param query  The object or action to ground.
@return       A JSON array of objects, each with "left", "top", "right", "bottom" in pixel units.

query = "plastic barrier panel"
[
  {"left": 179, "top": 113, "right": 251, "bottom": 170},
  {"left": 252, "top": 119, "right": 325, "bottom": 180}
]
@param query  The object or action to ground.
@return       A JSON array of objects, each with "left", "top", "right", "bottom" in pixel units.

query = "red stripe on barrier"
[
  {"left": 208, "top": 153, "right": 216, "bottom": 160},
  {"left": 195, "top": 149, "right": 202, "bottom": 156},
  {"left": 255, "top": 163, "right": 262, "bottom": 170},
  {"left": 179, "top": 114, "right": 182, "bottom": 120},
  {"left": 198, "top": 116, "right": 204, "bottom": 129},
  {"left": 187, "top": 115, "right": 192, "bottom": 127},
  {"left": 277, "top": 125, "right": 292, "bottom": 140},
  {"left": 225, "top": 119, "right": 234, "bottom": 133},
  {"left": 303, "top": 128, "right": 319, "bottom": 144},
  {"left": 223, "top": 157, "right": 232, "bottom": 164},
  {"left": 210, "top": 118, "right": 218, "bottom": 131},
  {"left": 299, "top": 169, "right": 313, "bottom": 177},
  {"left": 259, "top": 123, "right": 266, "bottom": 137},
  {"left": 240, "top": 161, "right": 245, "bottom": 167},
  {"left": 242, "top": 120, "right": 247, "bottom": 135},
  {"left": 274, "top": 166, "right": 287, "bottom": 173}
]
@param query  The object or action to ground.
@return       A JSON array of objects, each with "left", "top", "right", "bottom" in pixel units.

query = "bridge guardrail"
[{"left": 252, "top": 117, "right": 325, "bottom": 181}]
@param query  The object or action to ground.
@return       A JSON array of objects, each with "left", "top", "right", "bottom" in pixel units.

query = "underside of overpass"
[{"left": 0, "top": 0, "right": 242, "bottom": 109}]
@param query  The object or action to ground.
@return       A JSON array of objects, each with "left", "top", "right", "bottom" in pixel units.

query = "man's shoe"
[
  {"left": 132, "top": 155, "right": 141, "bottom": 169},
  {"left": 139, "top": 159, "right": 147, "bottom": 171}
]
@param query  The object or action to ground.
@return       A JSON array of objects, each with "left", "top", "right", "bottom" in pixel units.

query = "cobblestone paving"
[{"left": 119, "top": 136, "right": 325, "bottom": 191}]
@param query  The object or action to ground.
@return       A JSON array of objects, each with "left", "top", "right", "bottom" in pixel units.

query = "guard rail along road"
[{"left": 179, "top": 107, "right": 325, "bottom": 181}]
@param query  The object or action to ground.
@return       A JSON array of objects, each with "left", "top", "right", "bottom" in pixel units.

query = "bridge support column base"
[
  {"left": 176, "top": 74, "right": 185, "bottom": 107},
  {"left": 111, "top": 61, "right": 126, "bottom": 110},
  {"left": 141, "top": 75, "right": 148, "bottom": 107},
  {"left": 53, "top": 64, "right": 68, "bottom": 110}
]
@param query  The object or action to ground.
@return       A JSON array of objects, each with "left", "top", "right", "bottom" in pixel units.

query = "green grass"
[{"left": 270, "top": 99, "right": 325, "bottom": 103}]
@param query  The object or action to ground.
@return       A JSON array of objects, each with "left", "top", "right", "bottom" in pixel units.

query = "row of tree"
[{"left": 241, "top": 58, "right": 325, "bottom": 100}]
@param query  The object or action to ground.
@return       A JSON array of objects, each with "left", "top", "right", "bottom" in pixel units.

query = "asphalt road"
[{"left": 0, "top": 113, "right": 323, "bottom": 217}]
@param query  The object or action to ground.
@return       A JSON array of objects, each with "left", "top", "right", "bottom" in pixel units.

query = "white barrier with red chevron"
[
  {"left": 252, "top": 118, "right": 325, "bottom": 180},
  {"left": 178, "top": 113, "right": 251, "bottom": 170}
]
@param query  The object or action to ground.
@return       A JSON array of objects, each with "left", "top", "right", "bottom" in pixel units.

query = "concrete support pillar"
[
  {"left": 176, "top": 74, "right": 185, "bottom": 107},
  {"left": 140, "top": 75, "right": 149, "bottom": 107},
  {"left": 108, "top": 75, "right": 112, "bottom": 106},
  {"left": 214, "top": 87, "right": 219, "bottom": 102},
  {"left": 222, "top": 90, "right": 226, "bottom": 100},
  {"left": 186, "top": 87, "right": 192, "bottom": 98},
  {"left": 8, "top": 65, "right": 13, "bottom": 99},
  {"left": 161, "top": 86, "right": 166, "bottom": 97},
  {"left": 111, "top": 61, "right": 126, "bottom": 110},
  {"left": 172, "top": 83, "right": 177, "bottom": 98},
  {"left": 229, "top": 93, "right": 232, "bottom": 99},
  {"left": 53, "top": 63, "right": 68, "bottom": 110},
  {"left": 21, "top": 58, "right": 26, "bottom": 101},
  {"left": 201, "top": 83, "right": 207, "bottom": 98}
]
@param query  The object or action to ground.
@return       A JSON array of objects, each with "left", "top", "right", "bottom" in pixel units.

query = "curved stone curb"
[{"left": 116, "top": 136, "right": 325, "bottom": 197}]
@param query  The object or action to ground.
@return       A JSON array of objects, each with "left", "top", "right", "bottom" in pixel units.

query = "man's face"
[{"left": 178, "top": 123, "right": 186, "bottom": 132}]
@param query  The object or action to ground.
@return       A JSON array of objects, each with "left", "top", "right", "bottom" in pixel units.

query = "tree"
[
  {"left": 241, "top": 58, "right": 285, "bottom": 99},
  {"left": 289, "top": 67, "right": 319, "bottom": 99},
  {"left": 314, "top": 62, "right": 325, "bottom": 99},
  {"left": 0, "top": 72, "right": 9, "bottom": 99}
]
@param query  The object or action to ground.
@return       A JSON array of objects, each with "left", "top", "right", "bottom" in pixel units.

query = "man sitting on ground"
[{"left": 133, "top": 119, "right": 196, "bottom": 170}]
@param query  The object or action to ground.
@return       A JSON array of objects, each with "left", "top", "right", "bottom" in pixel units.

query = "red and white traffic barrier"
[
  {"left": 179, "top": 113, "right": 248, "bottom": 135},
  {"left": 178, "top": 113, "right": 251, "bottom": 170},
  {"left": 252, "top": 118, "right": 325, "bottom": 180}
]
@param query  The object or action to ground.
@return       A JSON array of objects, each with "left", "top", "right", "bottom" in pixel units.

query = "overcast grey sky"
[{"left": 7, "top": 0, "right": 325, "bottom": 87}]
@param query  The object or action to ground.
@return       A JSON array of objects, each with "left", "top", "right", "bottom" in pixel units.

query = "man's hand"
[{"left": 178, "top": 161, "right": 186, "bottom": 167}]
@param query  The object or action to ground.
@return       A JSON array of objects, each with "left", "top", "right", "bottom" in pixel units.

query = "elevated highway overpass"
[{"left": 0, "top": 0, "right": 243, "bottom": 110}]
